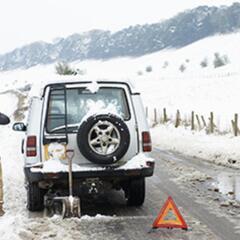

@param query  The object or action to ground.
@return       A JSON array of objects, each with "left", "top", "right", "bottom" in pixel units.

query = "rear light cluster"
[
  {"left": 142, "top": 131, "right": 152, "bottom": 152},
  {"left": 26, "top": 136, "right": 37, "bottom": 157}
]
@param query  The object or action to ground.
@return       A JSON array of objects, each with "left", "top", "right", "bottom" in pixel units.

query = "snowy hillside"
[
  {"left": 1, "top": 2, "right": 240, "bottom": 71},
  {"left": 1, "top": 31, "right": 240, "bottom": 125}
]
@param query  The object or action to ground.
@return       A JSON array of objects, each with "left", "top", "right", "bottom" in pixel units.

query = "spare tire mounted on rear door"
[{"left": 77, "top": 114, "right": 130, "bottom": 164}]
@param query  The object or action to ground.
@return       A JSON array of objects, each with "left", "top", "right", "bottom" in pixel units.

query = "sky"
[{"left": 0, "top": 0, "right": 236, "bottom": 54}]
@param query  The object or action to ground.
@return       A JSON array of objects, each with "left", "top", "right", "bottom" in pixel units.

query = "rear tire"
[
  {"left": 27, "top": 182, "right": 45, "bottom": 211},
  {"left": 126, "top": 178, "right": 145, "bottom": 206}
]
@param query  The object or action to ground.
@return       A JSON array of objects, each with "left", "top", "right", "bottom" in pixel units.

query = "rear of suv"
[{"left": 13, "top": 80, "right": 154, "bottom": 211}]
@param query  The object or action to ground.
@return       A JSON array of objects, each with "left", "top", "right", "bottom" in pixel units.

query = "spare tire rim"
[{"left": 88, "top": 120, "right": 121, "bottom": 155}]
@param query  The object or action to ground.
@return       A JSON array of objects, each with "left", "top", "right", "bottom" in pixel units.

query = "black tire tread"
[
  {"left": 77, "top": 114, "right": 130, "bottom": 164},
  {"left": 127, "top": 178, "right": 145, "bottom": 206},
  {"left": 27, "top": 183, "right": 45, "bottom": 211}
]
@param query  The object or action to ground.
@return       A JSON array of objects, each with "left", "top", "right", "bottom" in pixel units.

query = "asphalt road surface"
[{"left": 21, "top": 149, "right": 240, "bottom": 240}]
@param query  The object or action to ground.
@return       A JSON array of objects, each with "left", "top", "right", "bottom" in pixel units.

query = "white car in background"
[{"left": 13, "top": 79, "right": 155, "bottom": 211}]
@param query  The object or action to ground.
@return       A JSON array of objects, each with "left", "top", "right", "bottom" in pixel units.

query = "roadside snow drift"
[{"left": 151, "top": 124, "right": 240, "bottom": 169}]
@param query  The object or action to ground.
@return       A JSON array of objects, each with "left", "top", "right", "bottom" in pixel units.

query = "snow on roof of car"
[{"left": 29, "top": 75, "right": 139, "bottom": 98}]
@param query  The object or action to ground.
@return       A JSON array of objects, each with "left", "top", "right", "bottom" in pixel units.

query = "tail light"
[
  {"left": 142, "top": 131, "right": 152, "bottom": 152},
  {"left": 26, "top": 136, "right": 37, "bottom": 157}
]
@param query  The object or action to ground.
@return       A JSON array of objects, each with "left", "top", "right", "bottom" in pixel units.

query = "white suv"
[{"left": 13, "top": 80, "right": 154, "bottom": 211}]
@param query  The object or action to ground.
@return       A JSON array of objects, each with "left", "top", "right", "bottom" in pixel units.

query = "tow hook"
[{"left": 89, "top": 183, "right": 98, "bottom": 194}]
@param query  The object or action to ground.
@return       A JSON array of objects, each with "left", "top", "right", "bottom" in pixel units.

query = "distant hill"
[{"left": 0, "top": 2, "right": 240, "bottom": 71}]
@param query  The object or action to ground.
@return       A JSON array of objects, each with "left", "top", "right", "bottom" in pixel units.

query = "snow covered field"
[{"left": 151, "top": 124, "right": 240, "bottom": 169}]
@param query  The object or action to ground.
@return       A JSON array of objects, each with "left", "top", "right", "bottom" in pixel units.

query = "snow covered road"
[{"left": 152, "top": 148, "right": 240, "bottom": 240}]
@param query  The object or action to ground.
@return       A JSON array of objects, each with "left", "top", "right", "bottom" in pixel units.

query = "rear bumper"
[{"left": 24, "top": 163, "right": 155, "bottom": 183}]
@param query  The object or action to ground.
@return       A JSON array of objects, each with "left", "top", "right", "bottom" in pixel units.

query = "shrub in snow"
[
  {"left": 200, "top": 58, "right": 208, "bottom": 68},
  {"left": 213, "top": 52, "right": 229, "bottom": 68},
  {"left": 55, "top": 62, "right": 78, "bottom": 75},
  {"left": 137, "top": 70, "right": 143, "bottom": 76},
  {"left": 145, "top": 65, "right": 153, "bottom": 73},
  {"left": 162, "top": 61, "right": 169, "bottom": 69},
  {"left": 179, "top": 64, "right": 186, "bottom": 72}
]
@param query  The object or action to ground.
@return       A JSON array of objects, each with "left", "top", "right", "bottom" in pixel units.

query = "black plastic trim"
[
  {"left": 24, "top": 164, "right": 154, "bottom": 183},
  {"left": 42, "top": 81, "right": 139, "bottom": 97}
]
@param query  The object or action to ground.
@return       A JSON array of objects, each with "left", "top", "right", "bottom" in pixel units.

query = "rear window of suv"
[{"left": 46, "top": 87, "right": 130, "bottom": 133}]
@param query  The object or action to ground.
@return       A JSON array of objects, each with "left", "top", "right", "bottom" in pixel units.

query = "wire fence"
[{"left": 146, "top": 107, "right": 240, "bottom": 137}]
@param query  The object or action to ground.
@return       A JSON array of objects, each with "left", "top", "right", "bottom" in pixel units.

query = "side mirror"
[
  {"left": 0, "top": 113, "right": 10, "bottom": 125},
  {"left": 12, "top": 122, "right": 27, "bottom": 132}
]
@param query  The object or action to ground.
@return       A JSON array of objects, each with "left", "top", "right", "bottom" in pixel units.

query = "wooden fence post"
[
  {"left": 210, "top": 112, "right": 214, "bottom": 133},
  {"left": 163, "top": 108, "right": 167, "bottom": 123},
  {"left": 154, "top": 108, "right": 157, "bottom": 125},
  {"left": 201, "top": 115, "right": 207, "bottom": 127},
  {"left": 231, "top": 113, "right": 238, "bottom": 137},
  {"left": 145, "top": 107, "right": 240, "bottom": 136},
  {"left": 0, "top": 158, "right": 4, "bottom": 216},
  {"left": 196, "top": 114, "right": 201, "bottom": 130},
  {"left": 175, "top": 110, "right": 181, "bottom": 128},
  {"left": 191, "top": 111, "right": 195, "bottom": 130},
  {"left": 234, "top": 113, "right": 238, "bottom": 136}
]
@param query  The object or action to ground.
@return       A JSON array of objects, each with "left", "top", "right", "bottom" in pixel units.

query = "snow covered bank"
[
  {"left": 0, "top": 93, "right": 25, "bottom": 240},
  {"left": 151, "top": 124, "right": 240, "bottom": 169}
]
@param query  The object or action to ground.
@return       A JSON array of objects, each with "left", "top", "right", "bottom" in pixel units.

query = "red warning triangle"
[{"left": 152, "top": 196, "right": 188, "bottom": 230}]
